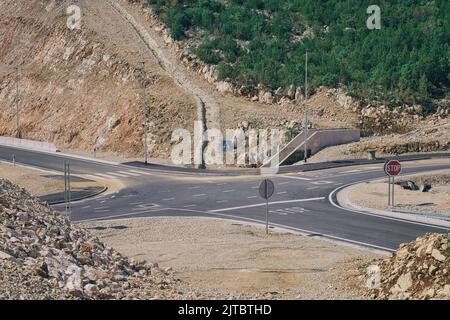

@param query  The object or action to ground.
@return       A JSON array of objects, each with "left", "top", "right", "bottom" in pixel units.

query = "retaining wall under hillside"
[{"left": 0, "top": 136, "right": 57, "bottom": 153}]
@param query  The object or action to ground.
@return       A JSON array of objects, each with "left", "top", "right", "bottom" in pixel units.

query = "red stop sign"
[{"left": 384, "top": 160, "right": 402, "bottom": 176}]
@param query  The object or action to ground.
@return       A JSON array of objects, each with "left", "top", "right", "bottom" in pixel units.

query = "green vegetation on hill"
[{"left": 146, "top": 0, "right": 449, "bottom": 107}]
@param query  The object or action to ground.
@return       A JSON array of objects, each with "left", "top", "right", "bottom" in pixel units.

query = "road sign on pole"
[
  {"left": 384, "top": 160, "right": 401, "bottom": 206},
  {"left": 259, "top": 179, "right": 275, "bottom": 235}
]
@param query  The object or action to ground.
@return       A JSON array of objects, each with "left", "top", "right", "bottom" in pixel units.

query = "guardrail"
[{"left": 0, "top": 136, "right": 58, "bottom": 153}]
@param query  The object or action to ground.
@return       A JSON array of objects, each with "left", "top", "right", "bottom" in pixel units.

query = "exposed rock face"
[
  {"left": 0, "top": 179, "right": 182, "bottom": 299},
  {"left": 367, "top": 233, "right": 449, "bottom": 300},
  {"left": 0, "top": 0, "right": 197, "bottom": 159}
]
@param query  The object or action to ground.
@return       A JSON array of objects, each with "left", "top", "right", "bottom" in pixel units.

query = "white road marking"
[
  {"left": 342, "top": 169, "right": 362, "bottom": 174},
  {"left": 222, "top": 190, "right": 235, "bottom": 193},
  {"left": 171, "top": 207, "right": 396, "bottom": 252},
  {"left": 280, "top": 175, "right": 312, "bottom": 181},
  {"left": 277, "top": 192, "right": 288, "bottom": 195},
  {"left": 307, "top": 187, "right": 319, "bottom": 190},
  {"left": 278, "top": 182, "right": 290, "bottom": 185},
  {"left": 247, "top": 196, "right": 257, "bottom": 199},
  {"left": 92, "top": 173, "right": 118, "bottom": 180},
  {"left": 193, "top": 194, "right": 207, "bottom": 197},
  {"left": 216, "top": 200, "right": 229, "bottom": 203},
  {"left": 95, "top": 206, "right": 109, "bottom": 210},
  {"left": 107, "top": 172, "right": 130, "bottom": 178},
  {"left": 311, "top": 181, "right": 334, "bottom": 185},
  {"left": 183, "top": 204, "right": 197, "bottom": 208},
  {"left": 81, "top": 206, "right": 91, "bottom": 209},
  {"left": 210, "top": 197, "right": 325, "bottom": 213},
  {"left": 126, "top": 169, "right": 153, "bottom": 176},
  {"left": 118, "top": 171, "right": 141, "bottom": 177},
  {"left": 189, "top": 186, "right": 201, "bottom": 190},
  {"left": 162, "top": 198, "right": 175, "bottom": 201}
]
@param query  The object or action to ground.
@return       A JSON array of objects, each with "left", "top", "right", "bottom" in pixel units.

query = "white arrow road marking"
[
  {"left": 311, "top": 181, "right": 334, "bottom": 185},
  {"left": 210, "top": 197, "right": 325, "bottom": 213}
]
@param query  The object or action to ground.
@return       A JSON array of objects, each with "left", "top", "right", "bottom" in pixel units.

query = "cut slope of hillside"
[{"left": 0, "top": 0, "right": 198, "bottom": 159}]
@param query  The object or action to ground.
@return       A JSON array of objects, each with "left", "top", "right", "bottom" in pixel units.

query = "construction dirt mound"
[
  {"left": 367, "top": 233, "right": 449, "bottom": 300},
  {"left": 0, "top": 179, "right": 187, "bottom": 300}
]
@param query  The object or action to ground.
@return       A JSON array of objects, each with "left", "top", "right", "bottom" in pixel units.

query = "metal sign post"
[
  {"left": 384, "top": 160, "right": 402, "bottom": 207},
  {"left": 259, "top": 179, "right": 275, "bottom": 235},
  {"left": 64, "top": 161, "right": 72, "bottom": 218}
]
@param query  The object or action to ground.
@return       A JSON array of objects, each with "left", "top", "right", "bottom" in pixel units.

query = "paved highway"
[{"left": 1, "top": 145, "right": 449, "bottom": 252}]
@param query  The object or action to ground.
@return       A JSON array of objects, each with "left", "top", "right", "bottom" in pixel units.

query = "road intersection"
[{"left": 1, "top": 145, "right": 449, "bottom": 252}]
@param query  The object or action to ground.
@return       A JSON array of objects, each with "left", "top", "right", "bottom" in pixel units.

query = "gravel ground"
[
  {"left": 81, "top": 217, "right": 381, "bottom": 299},
  {"left": 347, "top": 170, "right": 450, "bottom": 215}
]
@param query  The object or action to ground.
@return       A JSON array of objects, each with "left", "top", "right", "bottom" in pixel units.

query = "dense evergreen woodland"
[{"left": 146, "top": 0, "right": 449, "bottom": 107}]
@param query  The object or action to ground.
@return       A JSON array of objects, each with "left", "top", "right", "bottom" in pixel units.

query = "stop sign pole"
[
  {"left": 259, "top": 179, "right": 275, "bottom": 235},
  {"left": 384, "top": 160, "right": 402, "bottom": 207}
]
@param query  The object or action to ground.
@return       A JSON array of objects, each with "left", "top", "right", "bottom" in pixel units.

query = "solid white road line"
[
  {"left": 210, "top": 197, "right": 325, "bottom": 213},
  {"left": 280, "top": 175, "right": 312, "bottom": 181},
  {"left": 168, "top": 207, "right": 396, "bottom": 252}
]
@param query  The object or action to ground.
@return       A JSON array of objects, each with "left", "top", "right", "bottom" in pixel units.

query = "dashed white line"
[
  {"left": 278, "top": 182, "right": 290, "bottom": 185},
  {"left": 183, "top": 204, "right": 197, "bottom": 208},
  {"left": 162, "top": 198, "right": 175, "bottom": 201},
  {"left": 277, "top": 192, "right": 288, "bottom": 195},
  {"left": 222, "top": 190, "right": 235, "bottom": 193},
  {"left": 193, "top": 194, "right": 207, "bottom": 197}
]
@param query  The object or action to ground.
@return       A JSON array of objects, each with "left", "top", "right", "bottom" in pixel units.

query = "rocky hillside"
[
  {"left": 367, "top": 233, "right": 449, "bottom": 300},
  {"left": 0, "top": 179, "right": 185, "bottom": 299},
  {"left": 0, "top": 0, "right": 197, "bottom": 159}
]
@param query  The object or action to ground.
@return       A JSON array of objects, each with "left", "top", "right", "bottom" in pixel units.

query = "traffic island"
[
  {"left": 337, "top": 170, "right": 450, "bottom": 227},
  {"left": 0, "top": 161, "right": 108, "bottom": 204}
]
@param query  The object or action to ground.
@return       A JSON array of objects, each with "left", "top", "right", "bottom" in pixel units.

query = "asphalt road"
[{"left": 1, "top": 145, "right": 449, "bottom": 252}]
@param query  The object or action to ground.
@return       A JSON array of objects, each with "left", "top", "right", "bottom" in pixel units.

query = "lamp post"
[
  {"left": 16, "top": 66, "right": 21, "bottom": 139},
  {"left": 304, "top": 50, "right": 309, "bottom": 163},
  {"left": 141, "top": 62, "right": 149, "bottom": 165}
]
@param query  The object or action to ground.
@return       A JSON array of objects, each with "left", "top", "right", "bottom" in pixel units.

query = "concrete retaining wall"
[
  {"left": 308, "top": 129, "right": 360, "bottom": 155},
  {"left": 0, "top": 136, "right": 57, "bottom": 153}
]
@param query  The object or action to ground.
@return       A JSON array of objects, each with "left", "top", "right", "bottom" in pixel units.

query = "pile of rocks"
[
  {"left": 0, "top": 179, "right": 181, "bottom": 300},
  {"left": 367, "top": 233, "right": 449, "bottom": 300}
]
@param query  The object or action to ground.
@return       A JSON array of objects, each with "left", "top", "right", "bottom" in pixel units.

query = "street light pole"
[
  {"left": 15, "top": 66, "right": 21, "bottom": 139},
  {"left": 304, "top": 50, "right": 309, "bottom": 163},
  {"left": 141, "top": 62, "right": 149, "bottom": 165}
]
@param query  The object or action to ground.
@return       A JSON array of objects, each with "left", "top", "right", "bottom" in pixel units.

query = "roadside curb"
[
  {"left": 336, "top": 181, "right": 450, "bottom": 229},
  {"left": 42, "top": 186, "right": 108, "bottom": 205}
]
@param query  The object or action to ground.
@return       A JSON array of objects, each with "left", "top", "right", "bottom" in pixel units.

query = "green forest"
[{"left": 145, "top": 0, "right": 449, "bottom": 107}]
